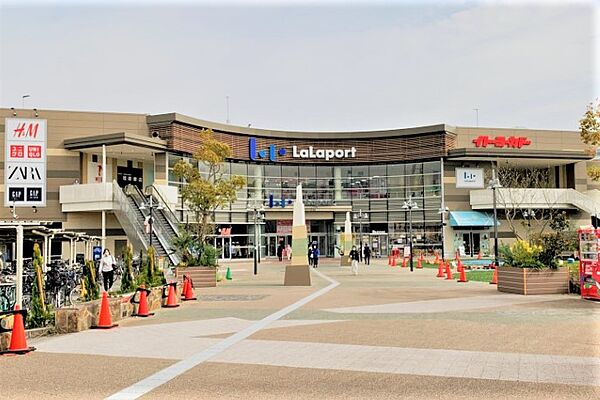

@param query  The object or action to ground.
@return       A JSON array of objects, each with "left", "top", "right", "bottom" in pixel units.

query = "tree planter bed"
[
  {"left": 497, "top": 266, "right": 569, "bottom": 295},
  {"left": 53, "top": 286, "right": 166, "bottom": 334},
  {"left": 176, "top": 266, "right": 217, "bottom": 288}
]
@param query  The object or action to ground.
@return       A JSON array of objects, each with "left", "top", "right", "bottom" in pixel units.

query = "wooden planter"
[
  {"left": 176, "top": 266, "right": 216, "bottom": 288},
  {"left": 497, "top": 266, "right": 569, "bottom": 295}
]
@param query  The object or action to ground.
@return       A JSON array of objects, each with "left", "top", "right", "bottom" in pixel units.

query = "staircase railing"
[
  {"left": 112, "top": 181, "right": 149, "bottom": 253},
  {"left": 148, "top": 185, "right": 180, "bottom": 233},
  {"left": 126, "top": 185, "right": 180, "bottom": 266}
]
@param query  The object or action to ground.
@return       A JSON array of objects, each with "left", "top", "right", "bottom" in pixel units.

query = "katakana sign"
[
  {"left": 4, "top": 118, "right": 47, "bottom": 207},
  {"left": 472, "top": 135, "right": 531, "bottom": 149}
]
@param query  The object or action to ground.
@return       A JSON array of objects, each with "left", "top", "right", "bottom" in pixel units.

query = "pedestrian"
[
  {"left": 358, "top": 242, "right": 363, "bottom": 262},
  {"left": 308, "top": 245, "right": 313, "bottom": 266},
  {"left": 99, "top": 248, "right": 116, "bottom": 291},
  {"left": 349, "top": 245, "right": 360, "bottom": 275},
  {"left": 277, "top": 240, "right": 284, "bottom": 262},
  {"left": 286, "top": 243, "right": 292, "bottom": 261},
  {"left": 364, "top": 244, "right": 371, "bottom": 265},
  {"left": 311, "top": 244, "right": 320, "bottom": 268}
]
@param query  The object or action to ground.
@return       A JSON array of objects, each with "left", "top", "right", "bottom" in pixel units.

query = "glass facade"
[{"left": 168, "top": 153, "right": 443, "bottom": 257}]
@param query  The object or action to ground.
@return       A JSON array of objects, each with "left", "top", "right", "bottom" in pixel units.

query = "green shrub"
[{"left": 199, "top": 244, "right": 219, "bottom": 268}]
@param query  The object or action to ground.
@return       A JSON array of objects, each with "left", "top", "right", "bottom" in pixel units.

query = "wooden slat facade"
[
  {"left": 497, "top": 266, "right": 569, "bottom": 295},
  {"left": 151, "top": 122, "right": 456, "bottom": 164}
]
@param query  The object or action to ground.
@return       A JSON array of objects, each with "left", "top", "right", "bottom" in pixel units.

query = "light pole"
[
  {"left": 402, "top": 195, "right": 418, "bottom": 272},
  {"left": 439, "top": 205, "right": 449, "bottom": 262},
  {"left": 488, "top": 169, "right": 501, "bottom": 267},
  {"left": 354, "top": 209, "right": 368, "bottom": 259},
  {"left": 252, "top": 206, "right": 264, "bottom": 275},
  {"left": 22, "top": 94, "right": 31, "bottom": 108},
  {"left": 139, "top": 195, "right": 163, "bottom": 247}
]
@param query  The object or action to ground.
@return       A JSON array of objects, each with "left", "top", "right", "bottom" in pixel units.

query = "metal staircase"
[{"left": 113, "top": 181, "right": 181, "bottom": 266}]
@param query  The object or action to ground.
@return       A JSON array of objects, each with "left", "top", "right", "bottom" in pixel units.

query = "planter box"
[
  {"left": 54, "top": 286, "right": 166, "bottom": 334},
  {"left": 176, "top": 266, "right": 216, "bottom": 288},
  {"left": 497, "top": 266, "right": 569, "bottom": 295}
]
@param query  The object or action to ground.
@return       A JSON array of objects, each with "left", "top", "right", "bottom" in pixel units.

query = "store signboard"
[
  {"left": 455, "top": 168, "right": 484, "bottom": 189},
  {"left": 4, "top": 118, "right": 47, "bottom": 207},
  {"left": 249, "top": 137, "right": 357, "bottom": 162},
  {"left": 472, "top": 135, "right": 531, "bottom": 149}
]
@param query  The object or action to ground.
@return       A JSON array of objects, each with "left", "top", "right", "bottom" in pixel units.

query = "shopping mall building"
[{"left": 1, "top": 107, "right": 598, "bottom": 262}]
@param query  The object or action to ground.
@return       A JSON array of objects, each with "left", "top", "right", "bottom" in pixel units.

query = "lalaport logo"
[
  {"left": 249, "top": 137, "right": 287, "bottom": 162},
  {"left": 248, "top": 137, "right": 357, "bottom": 162}
]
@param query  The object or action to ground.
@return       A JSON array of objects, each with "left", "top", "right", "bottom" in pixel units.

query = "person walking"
[
  {"left": 349, "top": 245, "right": 360, "bottom": 275},
  {"left": 99, "top": 248, "right": 116, "bottom": 291},
  {"left": 358, "top": 242, "right": 363, "bottom": 262},
  {"left": 363, "top": 244, "right": 371, "bottom": 265},
  {"left": 308, "top": 245, "right": 313, "bottom": 267},
  {"left": 277, "top": 240, "right": 284, "bottom": 262},
  {"left": 311, "top": 244, "right": 320, "bottom": 268},
  {"left": 286, "top": 243, "right": 292, "bottom": 261}
]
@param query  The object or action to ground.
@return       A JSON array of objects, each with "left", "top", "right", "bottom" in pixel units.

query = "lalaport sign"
[
  {"left": 249, "top": 137, "right": 356, "bottom": 162},
  {"left": 4, "top": 118, "right": 47, "bottom": 207}
]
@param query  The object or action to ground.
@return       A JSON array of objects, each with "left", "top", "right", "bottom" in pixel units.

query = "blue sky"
[{"left": 0, "top": 1, "right": 596, "bottom": 131}]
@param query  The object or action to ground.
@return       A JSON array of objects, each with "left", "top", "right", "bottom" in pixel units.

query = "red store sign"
[{"left": 472, "top": 135, "right": 531, "bottom": 149}]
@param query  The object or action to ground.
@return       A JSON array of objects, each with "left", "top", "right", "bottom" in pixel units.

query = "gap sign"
[{"left": 4, "top": 118, "right": 47, "bottom": 207}]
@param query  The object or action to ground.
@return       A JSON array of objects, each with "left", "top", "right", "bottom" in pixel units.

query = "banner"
[{"left": 4, "top": 118, "right": 47, "bottom": 207}]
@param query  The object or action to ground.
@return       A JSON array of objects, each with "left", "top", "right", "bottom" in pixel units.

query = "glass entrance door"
[{"left": 461, "top": 232, "right": 481, "bottom": 257}]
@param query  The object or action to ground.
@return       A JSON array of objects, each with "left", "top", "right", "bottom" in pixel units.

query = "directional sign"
[{"left": 4, "top": 118, "right": 47, "bottom": 207}]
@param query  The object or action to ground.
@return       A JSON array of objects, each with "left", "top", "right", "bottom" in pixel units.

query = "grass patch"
[{"left": 452, "top": 270, "right": 493, "bottom": 282}]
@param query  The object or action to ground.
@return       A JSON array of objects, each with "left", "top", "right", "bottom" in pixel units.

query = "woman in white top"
[
  {"left": 286, "top": 244, "right": 292, "bottom": 261},
  {"left": 99, "top": 249, "right": 116, "bottom": 291}
]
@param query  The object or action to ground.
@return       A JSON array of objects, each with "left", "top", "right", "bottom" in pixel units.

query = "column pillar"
[{"left": 334, "top": 166, "right": 342, "bottom": 201}]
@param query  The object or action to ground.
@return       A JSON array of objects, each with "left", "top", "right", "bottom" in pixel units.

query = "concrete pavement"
[{"left": 1, "top": 258, "right": 598, "bottom": 399}]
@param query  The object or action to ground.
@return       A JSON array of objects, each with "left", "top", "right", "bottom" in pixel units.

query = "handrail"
[
  {"left": 126, "top": 185, "right": 180, "bottom": 266},
  {"left": 147, "top": 185, "right": 180, "bottom": 232},
  {"left": 112, "top": 181, "right": 149, "bottom": 253}
]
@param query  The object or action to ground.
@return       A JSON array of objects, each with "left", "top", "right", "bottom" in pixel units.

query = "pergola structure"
[{"left": 0, "top": 220, "right": 101, "bottom": 307}]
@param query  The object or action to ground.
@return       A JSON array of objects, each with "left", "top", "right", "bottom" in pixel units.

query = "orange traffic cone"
[
  {"left": 0, "top": 306, "right": 35, "bottom": 355},
  {"left": 388, "top": 255, "right": 392, "bottom": 266},
  {"left": 416, "top": 258, "right": 423, "bottom": 269},
  {"left": 391, "top": 256, "right": 397, "bottom": 267},
  {"left": 131, "top": 286, "right": 154, "bottom": 317},
  {"left": 445, "top": 262, "right": 453, "bottom": 280},
  {"left": 457, "top": 266, "right": 468, "bottom": 283},
  {"left": 92, "top": 292, "right": 118, "bottom": 329},
  {"left": 490, "top": 266, "right": 498, "bottom": 285},
  {"left": 402, "top": 258, "right": 407, "bottom": 268},
  {"left": 182, "top": 275, "right": 197, "bottom": 301},
  {"left": 162, "top": 283, "right": 180, "bottom": 308},
  {"left": 457, "top": 259, "right": 463, "bottom": 272},
  {"left": 436, "top": 261, "right": 444, "bottom": 278}
]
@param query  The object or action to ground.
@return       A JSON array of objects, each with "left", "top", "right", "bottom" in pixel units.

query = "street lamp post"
[
  {"left": 139, "top": 194, "right": 164, "bottom": 247},
  {"left": 488, "top": 169, "right": 502, "bottom": 267},
  {"left": 353, "top": 209, "right": 368, "bottom": 259},
  {"left": 252, "top": 206, "right": 264, "bottom": 275},
  {"left": 402, "top": 195, "right": 418, "bottom": 272}
]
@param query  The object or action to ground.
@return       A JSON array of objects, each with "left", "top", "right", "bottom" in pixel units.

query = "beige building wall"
[{"left": 0, "top": 108, "right": 149, "bottom": 222}]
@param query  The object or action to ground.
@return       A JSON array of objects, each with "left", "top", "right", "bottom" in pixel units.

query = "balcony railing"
[
  {"left": 470, "top": 188, "right": 600, "bottom": 213},
  {"left": 59, "top": 183, "right": 114, "bottom": 212}
]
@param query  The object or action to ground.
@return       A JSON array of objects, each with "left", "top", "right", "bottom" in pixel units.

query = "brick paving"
[{"left": 5, "top": 258, "right": 599, "bottom": 398}]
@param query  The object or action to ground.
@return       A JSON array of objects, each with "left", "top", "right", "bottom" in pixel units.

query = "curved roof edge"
[{"left": 147, "top": 112, "right": 456, "bottom": 139}]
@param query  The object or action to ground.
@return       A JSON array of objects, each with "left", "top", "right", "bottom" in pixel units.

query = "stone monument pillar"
[
  {"left": 340, "top": 211, "right": 353, "bottom": 266},
  {"left": 284, "top": 185, "right": 312, "bottom": 286}
]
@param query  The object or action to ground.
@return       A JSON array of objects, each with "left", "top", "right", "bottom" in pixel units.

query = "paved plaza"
[{"left": 2, "top": 258, "right": 599, "bottom": 399}]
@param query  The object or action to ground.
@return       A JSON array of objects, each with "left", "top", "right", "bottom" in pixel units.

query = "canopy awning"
[{"left": 449, "top": 211, "right": 499, "bottom": 227}]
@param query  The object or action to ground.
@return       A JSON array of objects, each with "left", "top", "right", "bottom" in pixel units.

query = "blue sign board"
[{"left": 93, "top": 246, "right": 102, "bottom": 261}]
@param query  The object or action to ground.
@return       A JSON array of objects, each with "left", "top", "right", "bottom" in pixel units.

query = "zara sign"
[{"left": 455, "top": 168, "right": 484, "bottom": 188}]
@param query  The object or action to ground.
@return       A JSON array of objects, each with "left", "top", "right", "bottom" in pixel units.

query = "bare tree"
[{"left": 494, "top": 166, "right": 561, "bottom": 241}]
